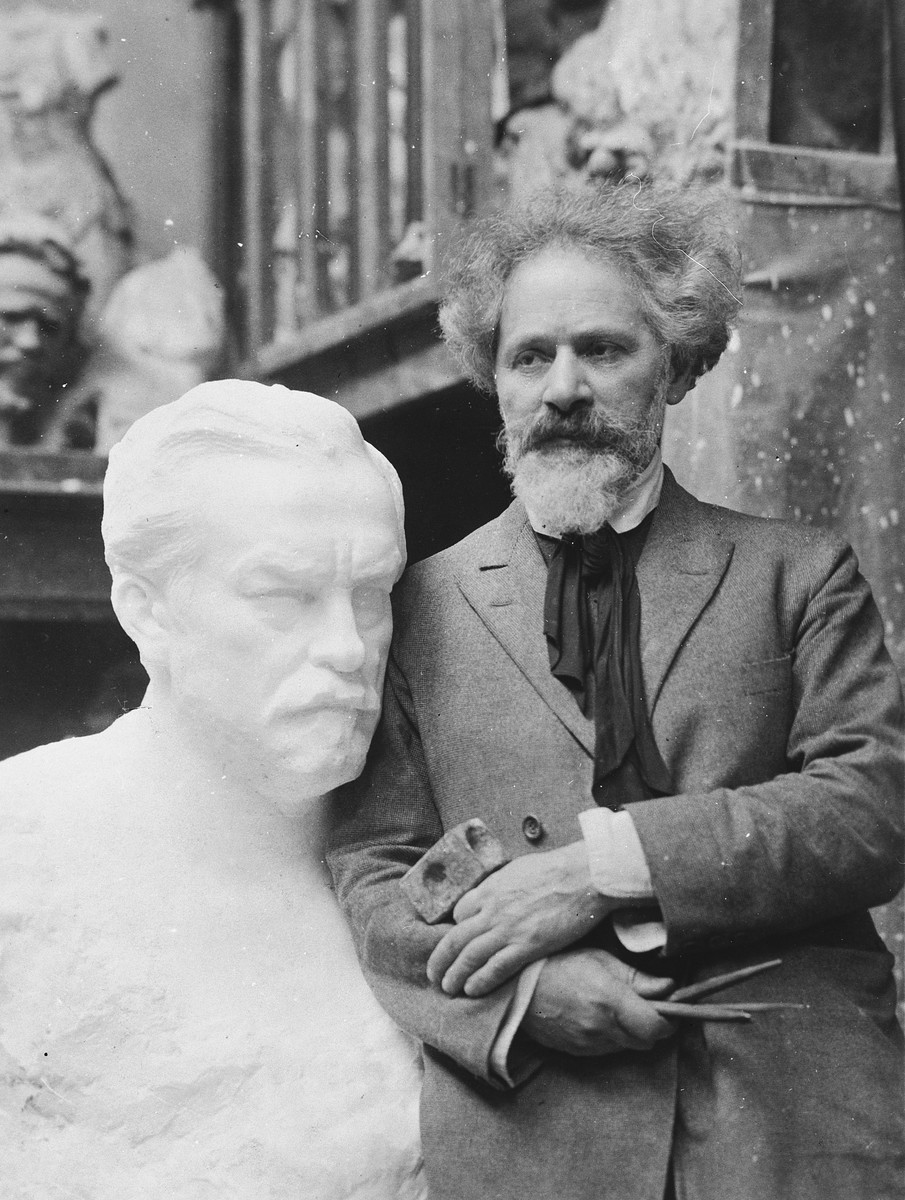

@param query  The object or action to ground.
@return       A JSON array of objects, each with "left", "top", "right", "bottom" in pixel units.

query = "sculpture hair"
[
  {"left": 102, "top": 380, "right": 406, "bottom": 589},
  {"left": 0, "top": 211, "right": 91, "bottom": 296},
  {"left": 438, "top": 180, "right": 743, "bottom": 393}
]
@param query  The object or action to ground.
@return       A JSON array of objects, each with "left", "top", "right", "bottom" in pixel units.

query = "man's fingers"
[
  {"left": 439, "top": 932, "right": 503, "bottom": 995},
  {"left": 461, "top": 947, "right": 528, "bottom": 997},
  {"left": 426, "top": 917, "right": 486, "bottom": 985},
  {"left": 610, "top": 989, "right": 676, "bottom": 1047},
  {"left": 451, "top": 888, "right": 482, "bottom": 922},
  {"left": 591, "top": 950, "right": 673, "bottom": 999},
  {"left": 628, "top": 969, "right": 675, "bottom": 1000}
]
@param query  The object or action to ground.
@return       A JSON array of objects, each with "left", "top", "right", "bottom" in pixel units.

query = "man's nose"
[
  {"left": 309, "top": 591, "right": 367, "bottom": 674},
  {"left": 542, "top": 348, "right": 591, "bottom": 413}
]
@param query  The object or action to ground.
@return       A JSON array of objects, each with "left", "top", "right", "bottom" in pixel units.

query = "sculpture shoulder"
[
  {"left": 0, "top": 732, "right": 99, "bottom": 799},
  {"left": 0, "top": 720, "right": 138, "bottom": 828}
]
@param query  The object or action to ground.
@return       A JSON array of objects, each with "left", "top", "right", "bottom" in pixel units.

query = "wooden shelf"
[
  {"left": 0, "top": 451, "right": 111, "bottom": 621},
  {"left": 245, "top": 275, "right": 467, "bottom": 421}
]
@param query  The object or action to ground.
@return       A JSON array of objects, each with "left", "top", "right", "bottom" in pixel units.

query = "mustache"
[{"left": 502, "top": 408, "right": 659, "bottom": 459}]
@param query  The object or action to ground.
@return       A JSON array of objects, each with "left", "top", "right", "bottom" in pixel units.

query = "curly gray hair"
[{"left": 438, "top": 180, "right": 743, "bottom": 394}]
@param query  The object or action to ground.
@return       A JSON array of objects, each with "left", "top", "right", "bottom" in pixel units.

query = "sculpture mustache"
[{"left": 269, "top": 682, "right": 382, "bottom": 720}]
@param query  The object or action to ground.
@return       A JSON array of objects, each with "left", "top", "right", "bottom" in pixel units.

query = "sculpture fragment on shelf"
[
  {"left": 500, "top": 0, "right": 738, "bottom": 197},
  {"left": 0, "top": 211, "right": 91, "bottom": 449},
  {"left": 0, "top": 7, "right": 228, "bottom": 453},
  {"left": 0, "top": 5, "right": 133, "bottom": 333}
]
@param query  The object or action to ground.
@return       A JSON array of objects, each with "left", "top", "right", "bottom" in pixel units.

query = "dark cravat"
[{"left": 542, "top": 519, "right": 673, "bottom": 808}]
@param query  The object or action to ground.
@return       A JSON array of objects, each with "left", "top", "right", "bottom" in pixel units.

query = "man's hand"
[
  {"left": 426, "top": 841, "right": 613, "bottom": 996},
  {"left": 521, "top": 949, "right": 675, "bottom": 1056}
]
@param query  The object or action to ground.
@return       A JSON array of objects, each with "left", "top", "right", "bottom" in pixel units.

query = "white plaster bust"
[{"left": 0, "top": 381, "right": 425, "bottom": 1198}]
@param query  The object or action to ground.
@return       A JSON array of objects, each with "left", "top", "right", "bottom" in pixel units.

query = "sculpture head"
[
  {"left": 103, "top": 380, "right": 406, "bottom": 800},
  {"left": 0, "top": 213, "right": 89, "bottom": 437}
]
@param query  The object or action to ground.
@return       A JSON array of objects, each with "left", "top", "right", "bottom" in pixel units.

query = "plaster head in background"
[
  {"left": 439, "top": 180, "right": 742, "bottom": 533},
  {"left": 0, "top": 212, "right": 89, "bottom": 442},
  {"left": 103, "top": 380, "right": 406, "bottom": 802},
  {"left": 91, "top": 246, "right": 228, "bottom": 455}
]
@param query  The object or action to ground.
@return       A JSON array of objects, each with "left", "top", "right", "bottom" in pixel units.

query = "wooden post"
[
  {"left": 351, "top": 0, "right": 391, "bottom": 301},
  {"left": 420, "top": 0, "right": 496, "bottom": 278},
  {"left": 885, "top": 0, "right": 905, "bottom": 244},
  {"left": 734, "top": 0, "right": 774, "bottom": 142},
  {"left": 238, "top": 0, "right": 275, "bottom": 353},
  {"left": 405, "top": 0, "right": 424, "bottom": 227},
  {"left": 294, "top": 0, "right": 332, "bottom": 320}
]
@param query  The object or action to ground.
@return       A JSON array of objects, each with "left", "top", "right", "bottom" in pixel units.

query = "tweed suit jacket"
[{"left": 327, "top": 470, "right": 905, "bottom": 1200}]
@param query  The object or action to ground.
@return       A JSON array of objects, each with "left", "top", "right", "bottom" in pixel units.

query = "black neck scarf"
[{"left": 540, "top": 517, "right": 673, "bottom": 808}]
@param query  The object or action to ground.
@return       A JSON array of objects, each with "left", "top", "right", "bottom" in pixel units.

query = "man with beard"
[{"left": 326, "top": 183, "right": 904, "bottom": 1200}]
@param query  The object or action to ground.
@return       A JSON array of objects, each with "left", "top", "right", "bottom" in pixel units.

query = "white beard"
[
  {"left": 502, "top": 365, "right": 670, "bottom": 535},
  {"left": 510, "top": 445, "right": 637, "bottom": 534}
]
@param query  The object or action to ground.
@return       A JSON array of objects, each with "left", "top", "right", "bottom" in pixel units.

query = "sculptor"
[{"left": 0, "top": 380, "right": 425, "bottom": 1199}]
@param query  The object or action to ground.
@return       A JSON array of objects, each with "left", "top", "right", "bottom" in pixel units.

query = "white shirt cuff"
[
  {"left": 488, "top": 958, "right": 546, "bottom": 1087},
  {"left": 578, "top": 807, "right": 667, "bottom": 953},
  {"left": 578, "top": 807, "right": 656, "bottom": 899},
  {"left": 612, "top": 910, "right": 667, "bottom": 953}
]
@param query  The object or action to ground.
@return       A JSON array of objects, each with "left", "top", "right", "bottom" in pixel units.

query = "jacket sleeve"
[
  {"left": 625, "top": 539, "right": 905, "bottom": 958},
  {"left": 325, "top": 651, "right": 525, "bottom": 1088}
]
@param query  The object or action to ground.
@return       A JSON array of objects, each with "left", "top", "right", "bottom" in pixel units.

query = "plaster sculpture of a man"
[{"left": 0, "top": 380, "right": 425, "bottom": 1198}]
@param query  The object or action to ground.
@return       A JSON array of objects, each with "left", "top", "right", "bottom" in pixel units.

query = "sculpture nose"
[
  {"left": 13, "top": 319, "right": 43, "bottom": 354},
  {"left": 542, "top": 348, "right": 591, "bottom": 413},
  {"left": 309, "top": 591, "right": 367, "bottom": 674}
]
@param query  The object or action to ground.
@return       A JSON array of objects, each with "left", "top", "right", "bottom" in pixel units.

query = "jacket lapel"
[
  {"left": 454, "top": 501, "right": 597, "bottom": 755},
  {"left": 454, "top": 470, "right": 735, "bottom": 747},
  {"left": 637, "top": 470, "right": 735, "bottom": 711}
]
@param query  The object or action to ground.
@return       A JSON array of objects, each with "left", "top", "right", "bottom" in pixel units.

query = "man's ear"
[
  {"left": 110, "top": 573, "right": 172, "bottom": 663},
  {"left": 665, "top": 360, "right": 697, "bottom": 406}
]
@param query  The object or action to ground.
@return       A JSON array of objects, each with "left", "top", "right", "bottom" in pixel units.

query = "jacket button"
[{"left": 522, "top": 815, "right": 544, "bottom": 843}]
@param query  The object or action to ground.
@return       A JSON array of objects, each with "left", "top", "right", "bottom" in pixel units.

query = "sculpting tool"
[{"left": 670, "top": 959, "right": 783, "bottom": 1003}]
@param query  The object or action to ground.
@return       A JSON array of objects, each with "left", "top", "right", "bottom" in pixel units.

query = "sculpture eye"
[
  {"left": 353, "top": 585, "right": 389, "bottom": 628},
  {"left": 254, "top": 590, "right": 315, "bottom": 624}
]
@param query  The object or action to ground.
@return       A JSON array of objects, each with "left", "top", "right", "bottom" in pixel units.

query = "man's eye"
[
  {"left": 585, "top": 342, "right": 619, "bottom": 360},
  {"left": 512, "top": 349, "right": 546, "bottom": 369}
]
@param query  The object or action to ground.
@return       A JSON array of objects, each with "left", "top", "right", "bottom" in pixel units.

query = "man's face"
[
  {"left": 494, "top": 247, "right": 690, "bottom": 532},
  {"left": 156, "top": 454, "right": 403, "bottom": 798},
  {"left": 0, "top": 255, "right": 79, "bottom": 400}
]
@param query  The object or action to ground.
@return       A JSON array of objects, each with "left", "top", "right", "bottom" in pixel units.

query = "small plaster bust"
[
  {"left": 0, "top": 381, "right": 425, "bottom": 1198},
  {"left": 87, "top": 246, "right": 227, "bottom": 455},
  {"left": 0, "top": 212, "right": 90, "bottom": 446}
]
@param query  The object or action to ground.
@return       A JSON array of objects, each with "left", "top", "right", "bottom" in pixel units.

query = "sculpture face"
[
  {"left": 157, "top": 452, "right": 403, "bottom": 798},
  {"left": 0, "top": 253, "right": 80, "bottom": 403}
]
